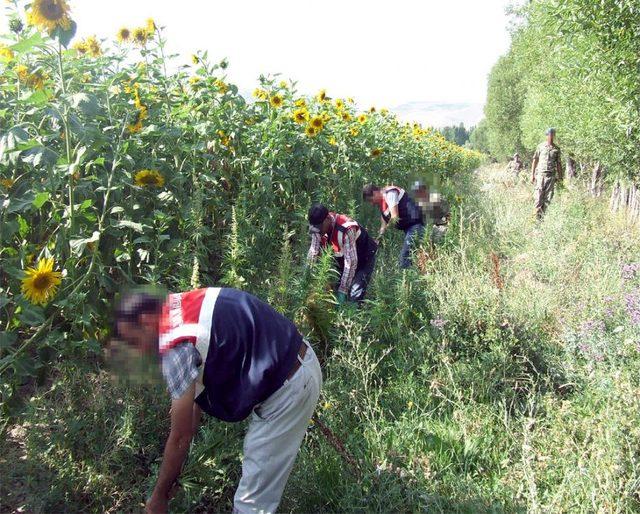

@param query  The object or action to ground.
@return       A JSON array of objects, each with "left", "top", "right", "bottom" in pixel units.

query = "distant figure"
[
  {"left": 307, "top": 203, "right": 377, "bottom": 304},
  {"left": 531, "top": 128, "right": 563, "bottom": 219},
  {"left": 411, "top": 181, "right": 450, "bottom": 244},
  {"left": 507, "top": 153, "right": 524, "bottom": 178},
  {"left": 362, "top": 184, "right": 425, "bottom": 269}
]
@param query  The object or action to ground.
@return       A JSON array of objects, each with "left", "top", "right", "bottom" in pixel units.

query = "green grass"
[{"left": 2, "top": 164, "right": 639, "bottom": 513}]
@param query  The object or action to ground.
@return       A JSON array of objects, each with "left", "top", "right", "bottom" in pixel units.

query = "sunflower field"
[{"left": 0, "top": 3, "right": 480, "bottom": 426}]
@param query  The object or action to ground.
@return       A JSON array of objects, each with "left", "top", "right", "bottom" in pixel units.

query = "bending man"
[
  {"left": 114, "top": 287, "right": 322, "bottom": 514},
  {"left": 307, "top": 203, "right": 377, "bottom": 304},
  {"left": 362, "top": 184, "right": 425, "bottom": 268}
]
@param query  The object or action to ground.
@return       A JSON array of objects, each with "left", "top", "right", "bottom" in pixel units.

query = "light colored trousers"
[{"left": 233, "top": 342, "right": 322, "bottom": 514}]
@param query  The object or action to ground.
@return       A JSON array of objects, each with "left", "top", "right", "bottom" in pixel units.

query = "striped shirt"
[{"left": 307, "top": 222, "right": 358, "bottom": 295}]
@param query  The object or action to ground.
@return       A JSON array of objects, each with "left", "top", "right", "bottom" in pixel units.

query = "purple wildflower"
[
  {"left": 621, "top": 263, "right": 640, "bottom": 281},
  {"left": 624, "top": 289, "right": 640, "bottom": 326},
  {"left": 579, "top": 319, "right": 606, "bottom": 336},
  {"left": 430, "top": 317, "right": 448, "bottom": 330}
]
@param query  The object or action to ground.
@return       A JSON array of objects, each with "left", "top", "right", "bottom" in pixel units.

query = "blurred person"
[
  {"left": 307, "top": 203, "right": 377, "bottom": 304},
  {"left": 411, "top": 181, "right": 450, "bottom": 244},
  {"left": 113, "top": 287, "right": 322, "bottom": 514},
  {"left": 362, "top": 184, "right": 425, "bottom": 268},
  {"left": 507, "top": 153, "right": 524, "bottom": 178},
  {"left": 531, "top": 128, "right": 563, "bottom": 219}
]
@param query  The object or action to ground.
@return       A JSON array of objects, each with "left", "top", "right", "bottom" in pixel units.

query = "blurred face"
[
  {"left": 547, "top": 132, "right": 555, "bottom": 144},
  {"left": 366, "top": 190, "right": 382, "bottom": 204},
  {"left": 320, "top": 215, "right": 333, "bottom": 235},
  {"left": 116, "top": 312, "right": 160, "bottom": 355}
]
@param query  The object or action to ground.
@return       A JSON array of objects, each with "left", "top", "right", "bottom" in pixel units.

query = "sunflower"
[
  {"left": 358, "top": 114, "right": 367, "bottom": 124},
  {"left": 341, "top": 112, "right": 352, "bottom": 122},
  {"left": 116, "top": 27, "right": 131, "bottom": 43},
  {"left": 350, "top": 126, "right": 359, "bottom": 137},
  {"left": 84, "top": 36, "right": 102, "bottom": 57},
  {"left": 134, "top": 169, "right": 165, "bottom": 188},
  {"left": 369, "top": 106, "right": 376, "bottom": 113},
  {"left": 347, "top": 97, "right": 354, "bottom": 103},
  {"left": 305, "top": 126, "right": 318, "bottom": 137},
  {"left": 279, "top": 80, "right": 288, "bottom": 88},
  {"left": 328, "top": 137, "right": 338, "bottom": 146},
  {"left": 253, "top": 88, "right": 267, "bottom": 100},
  {"left": 191, "top": 54, "right": 199, "bottom": 64},
  {"left": 72, "top": 40, "right": 88, "bottom": 55},
  {"left": 334, "top": 98, "right": 344, "bottom": 110},
  {"left": 0, "top": 44, "right": 14, "bottom": 61},
  {"left": 128, "top": 120, "right": 143, "bottom": 133},
  {"left": 310, "top": 115, "right": 324, "bottom": 130},
  {"left": 270, "top": 94, "right": 284, "bottom": 108},
  {"left": 189, "top": 76, "right": 201, "bottom": 86},
  {"left": 0, "top": 178, "right": 15, "bottom": 189},
  {"left": 316, "top": 89, "right": 327, "bottom": 102},
  {"left": 145, "top": 18, "right": 156, "bottom": 35},
  {"left": 27, "top": 0, "right": 72, "bottom": 33},
  {"left": 371, "top": 148, "right": 383, "bottom": 157},
  {"left": 21, "top": 257, "right": 62, "bottom": 306},
  {"left": 381, "top": 108, "right": 389, "bottom": 115},
  {"left": 292, "top": 108, "right": 308, "bottom": 124},
  {"left": 132, "top": 27, "right": 148, "bottom": 46},
  {"left": 215, "top": 79, "right": 229, "bottom": 94},
  {"left": 294, "top": 98, "right": 306, "bottom": 108}
]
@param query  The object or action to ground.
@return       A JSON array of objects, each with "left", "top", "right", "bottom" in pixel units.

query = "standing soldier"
[
  {"left": 531, "top": 128, "right": 563, "bottom": 219},
  {"left": 362, "top": 184, "right": 425, "bottom": 268},
  {"left": 114, "top": 287, "right": 322, "bottom": 514},
  {"left": 307, "top": 203, "right": 378, "bottom": 304}
]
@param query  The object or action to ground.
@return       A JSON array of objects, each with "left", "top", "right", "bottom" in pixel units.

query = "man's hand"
[{"left": 146, "top": 495, "right": 169, "bottom": 514}]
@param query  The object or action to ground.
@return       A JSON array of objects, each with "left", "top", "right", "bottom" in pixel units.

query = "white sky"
[{"left": 2, "top": 0, "right": 513, "bottom": 124}]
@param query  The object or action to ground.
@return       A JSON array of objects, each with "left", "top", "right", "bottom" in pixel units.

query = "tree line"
[{"left": 471, "top": 0, "right": 639, "bottom": 221}]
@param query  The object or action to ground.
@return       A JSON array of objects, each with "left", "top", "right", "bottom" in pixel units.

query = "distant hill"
[{"left": 391, "top": 101, "right": 484, "bottom": 128}]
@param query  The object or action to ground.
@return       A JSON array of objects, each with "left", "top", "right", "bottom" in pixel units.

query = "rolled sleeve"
[{"left": 161, "top": 343, "right": 202, "bottom": 400}]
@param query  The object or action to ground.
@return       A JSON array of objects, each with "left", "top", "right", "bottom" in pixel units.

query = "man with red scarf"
[{"left": 306, "top": 203, "right": 377, "bottom": 304}]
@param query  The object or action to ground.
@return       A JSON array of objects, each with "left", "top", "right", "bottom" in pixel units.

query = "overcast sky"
[{"left": 2, "top": 0, "right": 514, "bottom": 125}]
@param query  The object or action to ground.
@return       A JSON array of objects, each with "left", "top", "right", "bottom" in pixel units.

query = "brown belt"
[{"left": 286, "top": 342, "right": 307, "bottom": 380}]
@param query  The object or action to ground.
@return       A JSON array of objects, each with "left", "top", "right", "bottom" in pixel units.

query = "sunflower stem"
[{"left": 57, "top": 41, "right": 75, "bottom": 256}]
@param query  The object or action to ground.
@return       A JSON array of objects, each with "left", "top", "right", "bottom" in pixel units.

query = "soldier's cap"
[
  {"left": 308, "top": 203, "right": 329, "bottom": 232},
  {"left": 545, "top": 127, "right": 556, "bottom": 135}
]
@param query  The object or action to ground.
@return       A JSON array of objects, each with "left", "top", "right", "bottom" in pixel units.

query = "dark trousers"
[
  {"left": 338, "top": 239, "right": 378, "bottom": 303},
  {"left": 399, "top": 224, "right": 425, "bottom": 269}
]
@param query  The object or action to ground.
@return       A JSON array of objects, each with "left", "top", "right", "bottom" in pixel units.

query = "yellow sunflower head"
[
  {"left": 350, "top": 126, "right": 360, "bottom": 137},
  {"left": 117, "top": 27, "right": 131, "bottom": 43},
  {"left": 128, "top": 120, "right": 143, "bottom": 134},
  {"left": 145, "top": 18, "right": 156, "bottom": 35},
  {"left": 369, "top": 106, "right": 376, "bottom": 113},
  {"left": 310, "top": 115, "right": 324, "bottom": 130},
  {"left": 1, "top": 178, "right": 15, "bottom": 189},
  {"left": 270, "top": 94, "right": 284, "bottom": 108},
  {"left": 341, "top": 112, "right": 352, "bottom": 122},
  {"left": 21, "top": 257, "right": 62, "bottom": 306},
  {"left": 85, "top": 36, "right": 102, "bottom": 57},
  {"left": 381, "top": 108, "right": 389, "bottom": 115},
  {"left": 294, "top": 98, "right": 306, "bottom": 108},
  {"left": 316, "top": 89, "right": 327, "bottom": 102},
  {"left": 253, "top": 88, "right": 268, "bottom": 100},
  {"left": 215, "top": 79, "right": 229, "bottom": 94},
  {"left": 27, "top": 0, "right": 72, "bottom": 33},
  {"left": 334, "top": 98, "right": 344, "bottom": 110},
  {"left": 0, "top": 44, "right": 15, "bottom": 61},
  {"left": 371, "top": 148, "right": 383, "bottom": 158},
  {"left": 72, "top": 40, "right": 88, "bottom": 55},
  {"left": 293, "top": 108, "right": 309, "bottom": 124},
  {"left": 132, "top": 27, "right": 148, "bottom": 46},
  {"left": 358, "top": 114, "right": 367, "bottom": 124},
  {"left": 134, "top": 169, "right": 165, "bottom": 188},
  {"left": 328, "top": 137, "right": 338, "bottom": 146},
  {"left": 305, "top": 125, "right": 318, "bottom": 138},
  {"left": 279, "top": 80, "right": 288, "bottom": 88},
  {"left": 189, "top": 76, "right": 201, "bottom": 86},
  {"left": 191, "top": 54, "right": 199, "bottom": 65}
]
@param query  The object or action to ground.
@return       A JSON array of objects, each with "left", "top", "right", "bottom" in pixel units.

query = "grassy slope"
[{"left": 1, "top": 164, "right": 639, "bottom": 513}]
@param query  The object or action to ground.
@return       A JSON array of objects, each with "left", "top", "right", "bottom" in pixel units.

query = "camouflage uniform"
[
  {"left": 507, "top": 155, "right": 524, "bottom": 178},
  {"left": 533, "top": 142, "right": 561, "bottom": 217}
]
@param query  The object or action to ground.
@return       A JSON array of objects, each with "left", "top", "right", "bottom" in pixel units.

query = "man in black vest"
[{"left": 362, "top": 184, "right": 425, "bottom": 268}]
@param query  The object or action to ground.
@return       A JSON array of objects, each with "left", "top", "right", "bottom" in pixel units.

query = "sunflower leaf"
[
  {"left": 53, "top": 20, "right": 77, "bottom": 48},
  {"left": 0, "top": 331, "right": 17, "bottom": 349},
  {"left": 32, "top": 192, "right": 50, "bottom": 209}
]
